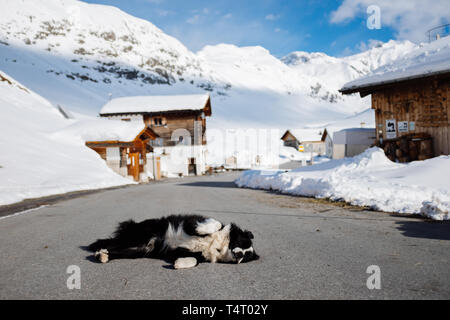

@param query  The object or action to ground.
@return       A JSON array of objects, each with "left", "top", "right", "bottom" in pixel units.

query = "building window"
[
  {"left": 152, "top": 117, "right": 166, "bottom": 126},
  {"left": 151, "top": 138, "right": 164, "bottom": 147}
]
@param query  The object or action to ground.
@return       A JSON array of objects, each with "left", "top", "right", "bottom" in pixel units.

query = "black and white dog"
[{"left": 88, "top": 214, "right": 259, "bottom": 269}]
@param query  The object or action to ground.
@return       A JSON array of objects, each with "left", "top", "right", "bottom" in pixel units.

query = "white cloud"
[
  {"left": 223, "top": 13, "right": 232, "bottom": 19},
  {"left": 186, "top": 15, "right": 201, "bottom": 24},
  {"left": 203, "top": 8, "right": 209, "bottom": 14},
  {"left": 330, "top": 0, "right": 450, "bottom": 42},
  {"left": 156, "top": 9, "right": 172, "bottom": 17},
  {"left": 265, "top": 14, "right": 280, "bottom": 21}
]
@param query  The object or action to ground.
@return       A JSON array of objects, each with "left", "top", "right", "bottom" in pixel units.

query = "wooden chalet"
[
  {"left": 85, "top": 126, "right": 159, "bottom": 182},
  {"left": 281, "top": 128, "right": 332, "bottom": 157},
  {"left": 340, "top": 40, "right": 450, "bottom": 162},
  {"left": 98, "top": 94, "right": 212, "bottom": 176},
  {"left": 99, "top": 94, "right": 211, "bottom": 147}
]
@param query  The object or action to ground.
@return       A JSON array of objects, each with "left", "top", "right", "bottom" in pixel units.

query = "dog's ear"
[{"left": 245, "top": 230, "right": 254, "bottom": 239}]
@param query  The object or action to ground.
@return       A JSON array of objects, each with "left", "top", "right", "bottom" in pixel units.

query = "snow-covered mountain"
[
  {"left": 282, "top": 40, "right": 417, "bottom": 103},
  {"left": 0, "top": 0, "right": 419, "bottom": 130}
]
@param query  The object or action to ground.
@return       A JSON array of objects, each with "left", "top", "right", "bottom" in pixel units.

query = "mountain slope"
[
  {"left": 0, "top": 0, "right": 419, "bottom": 129},
  {"left": 281, "top": 40, "right": 418, "bottom": 103},
  {"left": 0, "top": 70, "right": 132, "bottom": 206}
]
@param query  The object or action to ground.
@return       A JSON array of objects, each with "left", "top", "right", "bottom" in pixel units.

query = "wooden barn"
[
  {"left": 99, "top": 94, "right": 211, "bottom": 176},
  {"left": 340, "top": 41, "right": 450, "bottom": 162},
  {"left": 281, "top": 128, "right": 332, "bottom": 157},
  {"left": 85, "top": 125, "right": 159, "bottom": 182}
]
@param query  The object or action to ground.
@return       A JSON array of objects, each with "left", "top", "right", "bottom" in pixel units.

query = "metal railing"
[{"left": 427, "top": 23, "right": 450, "bottom": 42}]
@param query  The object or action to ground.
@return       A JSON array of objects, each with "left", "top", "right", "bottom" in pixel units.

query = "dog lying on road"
[{"left": 88, "top": 214, "right": 259, "bottom": 269}]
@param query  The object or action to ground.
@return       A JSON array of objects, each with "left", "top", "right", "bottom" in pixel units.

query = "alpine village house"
[
  {"left": 340, "top": 40, "right": 450, "bottom": 162},
  {"left": 98, "top": 94, "right": 212, "bottom": 178},
  {"left": 85, "top": 123, "right": 159, "bottom": 182},
  {"left": 281, "top": 128, "right": 332, "bottom": 158}
]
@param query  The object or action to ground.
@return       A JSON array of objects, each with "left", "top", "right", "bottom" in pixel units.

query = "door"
[
  {"left": 155, "top": 156, "right": 161, "bottom": 180},
  {"left": 188, "top": 157, "right": 197, "bottom": 175},
  {"left": 128, "top": 152, "right": 140, "bottom": 181}
]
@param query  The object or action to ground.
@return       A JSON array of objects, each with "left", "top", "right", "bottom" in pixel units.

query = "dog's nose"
[{"left": 233, "top": 251, "right": 244, "bottom": 263}]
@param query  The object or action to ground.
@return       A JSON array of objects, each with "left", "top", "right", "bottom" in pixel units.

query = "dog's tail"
[
  {"left": 87, "top": 238, "right": 115, "bottom": 252},
  {"left": 113, "top": 219, "right": 138, "bottom": 238},
  {"left": 88, "top": 219, "right": 138, "bottom": 252}
]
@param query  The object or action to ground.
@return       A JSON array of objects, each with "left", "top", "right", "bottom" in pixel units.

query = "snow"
[
  {"left": 100, "top": 94, "right": 210, "bottom": 115},
  {"left": 279, "top": 145, "right": 314, "bottom": 162},
  {"left": 341, "top": 36, "right": 450, "bottom": 92},
  {"left": 0, "top": 71, "right": 134, "bottom": 206},
  {"left": 279, "top": 145, "right": 330, "bottom": 166},
  {"left": 55, "top": 118, "right": 146, "bottom": 142},
  {"left": 305, "top": 108, "right": 376, "bottom": 140},
  {"left": 235, "top": 147, "right": 450, "bottom": 221},
  {"left": 284, "top": 40, "right": 417, "bottom": 94}
]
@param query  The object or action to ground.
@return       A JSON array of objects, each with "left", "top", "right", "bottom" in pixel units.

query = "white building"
[{"left": 332, "top": 128, "right": 376, "bottom": 159}]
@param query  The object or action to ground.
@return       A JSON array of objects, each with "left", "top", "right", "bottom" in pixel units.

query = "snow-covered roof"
[
  {"left": 282, "top": 129, "right": 326, "bottom": 142},
  {"left": 59, "top": 118, "right": 151, "bottom": 142},
  {"left": 100, "top": 94, "right": 211, "bottom": 115},
  {"left": 340, "top": 37, "right": 450, "bottom": 94}
]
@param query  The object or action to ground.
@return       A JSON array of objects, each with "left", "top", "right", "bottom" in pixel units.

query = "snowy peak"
[
  {"left": 281, "top": 51, "right": 333, "bottom": 66},
  {"left": 1, "top": 0, "right": 205, "bottom": 85},
  {"left": 342, "top": 36, "right": 450, "bottom": 91},
  {"left": 197, "top": 44, "right": 306, "bottom": 93},
  {"left": 280, "top": 40, "right": 418, "bottom": 101}
]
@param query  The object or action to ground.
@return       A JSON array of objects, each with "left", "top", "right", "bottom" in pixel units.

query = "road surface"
[{"left": 0, "top": 172, "right": 449, "bottom": 299}]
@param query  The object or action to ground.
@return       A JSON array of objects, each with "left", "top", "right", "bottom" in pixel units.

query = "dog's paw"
[
  {"left": 174, "top": 257, "right": 198, "bottom": 269},
  {"left": 94, "top": 249, "right": 109, "bottom": 263},
  {"left": 145, "top": 237, "right": 156, "bottom": 253},
  {"left": 196, "top": 218, "right": 222, "bottom": 235}
]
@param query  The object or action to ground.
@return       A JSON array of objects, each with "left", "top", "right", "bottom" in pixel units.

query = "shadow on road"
[
  {"left": 178, "top": 181, "right": 237, "bottom": 188},
  {"left": 395, "top": 220, "right": 450, "bottom": 241},
  {"left": 79, "top": 246, "right": 99, "bottom": 263},
  {"left": 196, "top": 209, "right": 402, "bottom": 221}
]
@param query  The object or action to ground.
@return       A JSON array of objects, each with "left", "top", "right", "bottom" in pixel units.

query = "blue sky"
[{"left": 83, "top": 0, "right": 448, "bottom": 57}]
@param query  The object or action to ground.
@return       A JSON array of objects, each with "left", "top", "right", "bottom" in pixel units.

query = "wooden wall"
[
  {"left": 371, "top": 76, "right": 450, "bottom": 156},
  {"left": 90, "top": 147, "right": 106, "bottom": 160},
  {"left": 144, "top": 113, "right": 206, "bottom": 146}
]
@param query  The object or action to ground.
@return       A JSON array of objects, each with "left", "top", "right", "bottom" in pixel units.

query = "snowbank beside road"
[
  {"left": 0, "top": 71, "right": 134, "bottom": 206},
  {"left": 235, "top": 148, "right": 450, "bottom": 220}
]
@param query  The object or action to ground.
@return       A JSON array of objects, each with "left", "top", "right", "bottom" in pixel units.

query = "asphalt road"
[{"left": 1, "top": 172, "right": 449, "bottom": 299}]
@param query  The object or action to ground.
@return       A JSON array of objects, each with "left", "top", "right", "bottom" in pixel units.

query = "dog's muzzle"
[{"left": 233, "top": 251, "right": 244, "bottom": 264}]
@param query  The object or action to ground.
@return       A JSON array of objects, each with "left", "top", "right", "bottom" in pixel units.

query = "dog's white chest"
[{"left": 164, "top": 224, "right": 231, "bottom": 263}]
